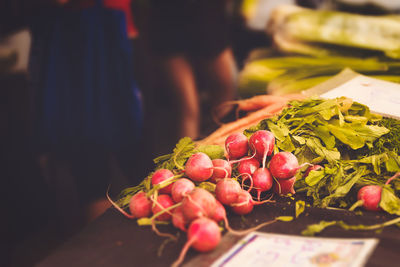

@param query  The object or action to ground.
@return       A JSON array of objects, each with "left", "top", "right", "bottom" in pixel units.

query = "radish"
[
  {"left": 210, "top": 159, "right": 232, "bottom": 183},
  {"left": 181, "top": 188, "right": 217, "bottom": 221},
  {"left": 252, "top": 168, "right": 273, "bottom": 200},
  {"left": 237, "top": 158, "right": 260, "bottom": 191},
  {"left": 128, "top": 191, "right": 152, "bottom": 218},
  {"left": 106, "top": 190, "right": 152, "bottom": 219},
  {"left": 172, "top": 206, "right": 188, "bottom": 232},
  {"left": 215, "top": 178, "right": 242, "bottom": 205},
  {"left": 354, "top": 172, "right": 400, "bottom": 212},
  {"left": 269, "top": 152, "right": 299, "bottom": 180},
  {"left": 172, "top": 217, "right": 221, "bottom": 267},
  {"left": 185, "top": 152, "right": 214, "bottom": 182},
  {"left": 186, "top": 218, "right": 221, "bottom": 252},
  {"left": 211, "top": 200, "right": 226, "bottom": 223},
  {"left": 273, "top": 176, "right": 296, "bottom": 195},
  {"left": 237, "top": 158, "right": 260, "bottom": 176},
  {"left": 357, "top": 185, "right": 382, "bottom": 211},
  {"left": 249, "top": 130, "right": 275, "bottom": 166},
  {"left": 151, "top": 169, "right": 175, "bottom": 194},
  {"left": 231, "top": 190, "right": 254, "bottom": 215},
  {"left": 225, "top": 132, "right": 249, "bottom": 160},
  {"left": 171, "top": 178, "right": 195, "bottom": 203},
  {"left": 152, "top": 194, "right": 175, "bottom": 221}
]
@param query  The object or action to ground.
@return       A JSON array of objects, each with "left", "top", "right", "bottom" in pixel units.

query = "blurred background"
[{"left": 1, "top": 0, "right": 400, "bottom": 266}]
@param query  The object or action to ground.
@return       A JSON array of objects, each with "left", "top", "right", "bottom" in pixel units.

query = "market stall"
[{"left": 32, "top": 3, "right": 400, "bottom": 267}]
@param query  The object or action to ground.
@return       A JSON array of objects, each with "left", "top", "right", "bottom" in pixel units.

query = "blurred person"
[
  {"left": 28, "top": 0, "right": 143, "bottom": 234},
  {"left": 134, "top": 0, "right": 238, "bottom": 142}
]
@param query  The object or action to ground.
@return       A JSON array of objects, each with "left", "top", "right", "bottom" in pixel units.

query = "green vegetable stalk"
[{"left": 267, "top": 5, "right": 400, "bottom": 58}]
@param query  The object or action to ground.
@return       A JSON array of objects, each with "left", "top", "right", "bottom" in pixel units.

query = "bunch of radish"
[
  {"left": 108, "top": 130, "right": 307, "bottom": 266},
  {"left": 225, "top": 130, "right": 302, "bottom": 200}
]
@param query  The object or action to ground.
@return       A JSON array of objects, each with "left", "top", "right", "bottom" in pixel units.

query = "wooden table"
[{"left": 37, "top": 196, "right": 400, "bottom": 267}]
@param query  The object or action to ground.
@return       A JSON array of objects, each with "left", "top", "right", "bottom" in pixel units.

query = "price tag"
[
  {"left": 211, "top": 232, "right": 378, "bottom": 267},
  {"left": 303, "top": 69, "right": 400, "bottom": 119}
]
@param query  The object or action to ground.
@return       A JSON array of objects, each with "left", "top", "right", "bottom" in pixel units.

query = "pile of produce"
[
  {"left": 109, "top": 96, "right": 400, "bottom": 265},
  {"left": 238, "top": 4, "right": 400, "bottom": 97},
  {"left": 238, "top": 53, "right": 400, "bottom": 97},
  {"left": 267, "top": 5, "right": 400, "bottom": 59}
]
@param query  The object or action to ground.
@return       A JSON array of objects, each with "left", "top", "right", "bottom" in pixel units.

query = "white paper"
[
  {"left": 320, "top": 75, "right": 400, "bottom": 119},
  {"left": 211, "top": 232, "right": 378, "bottom": 267}
]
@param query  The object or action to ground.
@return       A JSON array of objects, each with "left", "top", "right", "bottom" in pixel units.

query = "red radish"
[
  {"left": 172, "top": 217, "right": 221, "bottom": 267},
  {"left": 172, "top": 206, "right": 188, "bottom": 232},
  {"left": 273, "top": 176, "right": 296, "bottom": 195},
  {"left": 152, "top": 194, "right": 175, "bottom": 221},
  {"left": 357, "top": 185, "right": 382, "bottom": 211},
  {"left": 210, "top": 159, "right": 232, "bottom": 183},
  {"left": 171, "top": 178, "right": 195, "bottom": 203},
  {"left": 128, "top": 191, "right": 152, "bottom": 218},
  {"left": 187, "top": 218, "right": 221, "bottom": 252},
  {"left": 185, "top": 152, "right": 214, "bottom": 182},
  {"left": 249, "top": 130, "right": 275, "bottom": 166},
  {"left": 355, "top": 172, "right": 399, "bottom": 212},
  {"left": 211, "top": 200, "right": 226, "bottom": 223},
  {"left": 231, "top": 190, "right": 254, "bottom": 215},
  {"left": 225, "top": 132, "right": 249, "bottom": 159},
  {"left": 151, "top": 169, "right": 175, "bottom": 194},
  {"left": 215, "top": 178, "right": 242, "bottom": 205},
  {"left": 237, "top": 158, "right": 260, "bottom": 191},
  {"left": 106, "top": 190, "right": 152, "bottom": 219},
  {"left": 237, "top": 158, "right": 260, "bottom": 176},
  {"left": 181, "top": 188, "right": 217, "bottom": 221},
  {"left": 269, "top": 152, "right": 299, "bottom": 180},
  {"left": 252, "top": 168, "right": 273, "bottom": 200}
]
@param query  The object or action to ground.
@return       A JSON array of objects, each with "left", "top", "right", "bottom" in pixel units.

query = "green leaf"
[
  {"left": 137, "top": 218, "right": 170, "bottom": 226},
  {"left": 351, "top": 124, "right": 389, "bottom": 143},
  {"left": 295, "top": 146, "right": 319, "bottom": 165},
  {"left": 344, "top": 115, "right": 368, "bottom": 124},
  {"left": 267, "top": 120, "right": 289, "bottom": 141},
  {"left": 302, "top": 217, "right": 400, "bottom": 236},
  {"left": 302, "top": 221, "right": 337, "bottom": 236},
  {"left": 296, "top": 98, "right": 337, "bottom": 117},
  {"left": 276, "top": 216, "right": 294, "bottom": 222},
  {"left": 326, "top": 122, "right": 366, "bottom": 150},
  {"left": 313, "top": 125, "right": 336, "bottom": 149},
  {"left": 380, "top": 186, "right": 400, "bottom": 215},
  {"left": 292, "top": 135, "right": 306, "bottom": 145},
  {"left": 322, "top": 166, "right": 366, "bottom": 207},
  {"left": 385, "top": 152, "right": 400, "bottom": 173},
  {"left": 197, "top": 182, "right": 216, "bottom": 192},
  {"left": 278, "top": 136, "right": 296, "bottom": 152},
  {"left": 306, "top": 137, "right": 340, "bottom": 163},
  {"left": 305, "top": 169, "right": 325, "bottom": 186},
  {"left": 196, "top": 144, "right": 224, "bottom": 160},
  {"left": 153, "top": 137, "right": 196, "bottom": 170},
  {"left": 295, "top": 200, "right": 306, "bottom": 218}
]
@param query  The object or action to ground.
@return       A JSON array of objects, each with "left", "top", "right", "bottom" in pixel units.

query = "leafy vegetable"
[
  {"left": 245, "top": 97, "right": 389, "bottom": 165},
  {"left": 267, "top": 5, "right": 400, "bottom": 58},
  {"left": 153, "top": 137, "right": 196, "bottom": 171},
  {"left": 153, "top": 137, "right": 225, "bottom": 171},
  {"left": 246, "top": 97, "right": 400, "bottom": 212}
]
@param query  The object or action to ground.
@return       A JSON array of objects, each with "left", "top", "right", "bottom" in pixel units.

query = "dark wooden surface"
[{"left": 36, "top": 196, "right": 400, "bottom": 267}]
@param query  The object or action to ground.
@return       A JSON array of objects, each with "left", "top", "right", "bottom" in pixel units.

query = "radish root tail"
[
  {"left": 106, "top": 185, "right": 135, "bottom": 219},
  {"left": 171, "top": 236, "right": 196, "bottom": 267}
]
